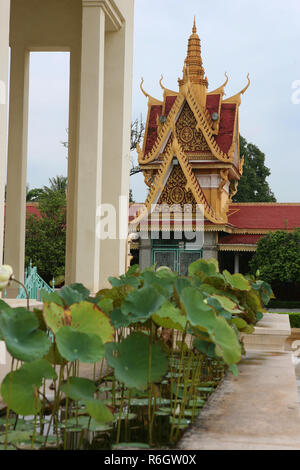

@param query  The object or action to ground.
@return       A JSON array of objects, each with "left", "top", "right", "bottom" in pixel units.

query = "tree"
[
  {"left": 25, "top": 179, "right": 67, "bottom": 284},
  {"left": 130, "top": 117, "right": 144, "bottom": 177},
  {"left": 249, "top": 230, "right": 300, "bottom": 299},
  {"left": 44, "top": 175, "right": 68, "bottom": 195},
  {"left": 26, "top": 188, "right": 45, "bottom": 202},
  {"left": 233, "top": 135, "right": 276, "bottom": 202}
]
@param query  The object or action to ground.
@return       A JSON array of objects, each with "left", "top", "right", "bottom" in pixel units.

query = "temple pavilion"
[{"left": 129, "top": 20, "right": 300, "bottom": 275}]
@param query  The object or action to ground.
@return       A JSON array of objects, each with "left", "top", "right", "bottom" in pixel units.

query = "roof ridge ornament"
[
  {"left": 223, "top": 74, "right": 250, "bottom": 105},
  {"left": 208, "top": 72, "right": 229, "bottom": 96},
  {"left": 193, "top": 16, "right": 197, "bottom": 34},
  {"left": 140, "top": 77, "right": 163, "bottom": 105}
]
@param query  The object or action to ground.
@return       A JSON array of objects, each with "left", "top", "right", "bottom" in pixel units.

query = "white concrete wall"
[
  {"left": 5, "top": 0, "right": 135, "bottom": 292},
  {"left": 0, "top": 0, "right": 10, "bottom": 265}
]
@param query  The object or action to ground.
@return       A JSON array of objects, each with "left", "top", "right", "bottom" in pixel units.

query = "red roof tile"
[
  {"left": 228, "top": 204, "right": 300, "bottom": 231},
  {"left": 4, "top": 203, "right": 41, "bottom": 219},
  {"left": 218, "top": 234, "right": 263, "bottom": 245},
  {"left": 206, "top": 94, "right": 221, "bottom": 117},
  {"left": 144, "top": 105, "right": 163, "bottom": 155},
  {"left": 215, "top": 103, "right": 236, "bottom": 154},
  {"left": 165, "top": 95, "right": 177, "bottom": 117}
]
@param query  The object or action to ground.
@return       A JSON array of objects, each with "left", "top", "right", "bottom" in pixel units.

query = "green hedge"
[
  {"left": 289, "top": 313, "right": 300, "bottom": 329},
  {"left": 267, "top": 299, "right": 300, "bottom": 309}
]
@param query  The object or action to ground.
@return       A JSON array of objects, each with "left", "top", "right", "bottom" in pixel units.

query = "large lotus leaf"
[
  {"left": 0, "top": 299, "right": 14, "bottom": 315},
  {"left": 41, "top": 290, "right": 65, "bottom": 307},
  {"left": 85, "top": 400, "right": 114, "bottom": 423},
  {"left": 111, "top": 308, "right": 131, "bottom": 329},
  {"left": 188, "top": 258, "right": 219, "bottom": 278},
  {"left": 211, "top": 315, "right": 242, "bottom": 364},
  {"left": 43, "top": 302, "right": 71, "bottom": 333},
  {"left": 61, "top": 377, "right": 96, "bottom": 401},
  {"left": 57, "top": 285, "right": 87, "bottom": 306},
  {"left": 152, "top": 301, "right": 186, "bottom": 331},
  {"left": 70, "top": 301, "right": 114, "bottom": 343},
  {"left": 97, "top": 298, "right": 114, "bottom": 315},
  {"left": 174, "top": 278, "right": 193, "bottom": 296},
  {"left": 223, "top": 271, "right": 251, "bottom": 291},
  {"left": 250, "top": 280, "right": 273, "bottom": 306},
  {"left": 180, "top": 288, "right": 215, "bottom": 326},
  {"left": 1, "top": 359, "right": 57, "bottom": 416},
  {"left": 97, "top": 285, "right": 135, "bottom": 308},
  {"left": 193, "top": 338, "right": 216, "bottom": 358},
  {"left": 181, "top": 287, "right": 241, "bottom": 365},
  {"left": 44, "top": 342, "right": 66, "bottom": 365},
  {"left": 108, "top": 275, "right": 141, "bottom": 289},
  {"left": 231, "top": 317, "right": 254, "bottom": 334},
  {"left": 44, "top": 301, "right": 114, "bottom": 344},
  {"left": 140, "top": 271, "right": 174, "bottom": 298},
  {"left": 210, "top": 295, "right": 242, "bottom": 314},
  {"left": 55, "top": 327, "right": 104, "bottom": 363},
  {"left": 105, "top": 332, "right": 168, "bottom": 390},
  {"left": 121, "top": 287, "right": 166, "bottom": 322},
  {"left": 0, "top": 308, "right": 51, "bottom": 362}
]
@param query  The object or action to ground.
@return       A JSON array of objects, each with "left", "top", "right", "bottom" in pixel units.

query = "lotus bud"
[{"left": 0, "top": 265, "right": 13, "bottom": 291}]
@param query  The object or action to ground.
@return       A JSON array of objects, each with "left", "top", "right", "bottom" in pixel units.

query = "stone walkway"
[{"left": 178, "top": 350, "right": 300, "bottom": 450}]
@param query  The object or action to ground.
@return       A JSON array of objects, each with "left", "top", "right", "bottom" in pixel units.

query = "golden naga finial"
[
  {"left": 140, "top": 77, "right": 163, "bottom": 105},
  {"left": 140, "top": 77, "right": 150, "bottom": 99},
  {"left": 223, "top": 72, "right": 229, "bottom": 88},
  {"left": 159, "top": 74, "right": 178, "bottom": 96},
  {"left": 240, "top": 73, "right": 251, "bottom": 95},
  {"left": 223, "top": 74, "right": 251, "bottom": 105},
  {"left": 208, "top": 72, "right": 229, "bottom": 95},
  {"left": 159, "top": 75, "right": 166, "bottom": 91}
]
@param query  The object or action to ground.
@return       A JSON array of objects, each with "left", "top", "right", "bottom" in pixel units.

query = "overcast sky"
[{"left": 26, "top": 0, "right": 300, "bottom": 202}]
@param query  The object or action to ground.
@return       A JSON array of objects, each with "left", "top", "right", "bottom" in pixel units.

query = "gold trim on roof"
[
  {"left": 218, "top": 244, "right": 257, "bottom": 252},
  {"left": 185, "top": 88, "right": 233, "bottom": 162},
  {"left": 138, "top": 93, "right": 185, "bottom": 164}
]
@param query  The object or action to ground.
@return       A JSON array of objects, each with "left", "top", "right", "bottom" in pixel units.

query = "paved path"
[{"left": 178, "top": 351, "right": 300, "bottom": 450}]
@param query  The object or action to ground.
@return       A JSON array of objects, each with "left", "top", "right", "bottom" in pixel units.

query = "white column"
[
  {"left": 4, "top": 45, "right": 30, "bottom": 284},
  {"left": 234, "top": 253, "right": 240, "bottom": 274},
  {"left": 100, "top": 8, "right": 134, "bottom": 286},
  {"left": 74, "top": 2, "right": 106, "bottom": 292},
  {"left": 0, "top": 0, "right": 10, "bottom": 266},
  {"left": 65, "top": 46, "right": 81, "bottom": 286}
]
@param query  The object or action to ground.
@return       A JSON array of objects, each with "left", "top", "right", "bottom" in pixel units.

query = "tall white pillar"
[
  {"left": 0, "top": 0, "right": 10, "bottom": 266},
  {"left": 234, "top": 253, "right": 240, "bottom": 274},
  {"left": 4, "top": 45, "right": 30, "bottom": 284},
  {"left": 74, "top": 2, "right": 106, "bottom": 292},
  {"left": 65, "top": 47, "right": 81, "bottom": 286},
  {"left": 100, "top": 9, "right": 134, "bottom": 286}
]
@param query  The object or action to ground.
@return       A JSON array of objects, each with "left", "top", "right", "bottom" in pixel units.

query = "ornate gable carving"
[
  {"left": 158, "top": 165, "right": 196, "bottom": 208},
  {"left": 176, "top": 102, "right": 210, "bottom": 153}
]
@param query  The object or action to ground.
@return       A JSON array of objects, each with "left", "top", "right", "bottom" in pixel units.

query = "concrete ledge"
[
  {"left": 242, "top": 313, "right": 291, "bottom": 352},
  {"left": 178, "top": 350, "right": 300, "bottom": 450}
]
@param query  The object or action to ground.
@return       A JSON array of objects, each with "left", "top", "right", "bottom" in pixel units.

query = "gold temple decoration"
[
  {"left": 208, "top": 72, "right": 229, "bottom": 96},
  {"left": 223, "top": 74, "right": 250, "bottom": 106},
  {"left": 136, "top": 18, "right": 249, "bottom": 227}
]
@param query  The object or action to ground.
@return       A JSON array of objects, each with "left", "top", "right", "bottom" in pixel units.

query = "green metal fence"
[{"left": 16, "top": 260, "right": 55, "bottom": 301}]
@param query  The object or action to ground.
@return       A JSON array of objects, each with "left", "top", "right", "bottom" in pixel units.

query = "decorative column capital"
[{"left": 82, "top": 0, "right": 124, "bottom": 31}]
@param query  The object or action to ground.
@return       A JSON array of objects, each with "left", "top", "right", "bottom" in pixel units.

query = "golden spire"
[{"left": 179, "top": 18, "right": 208, "bottom": 106}]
